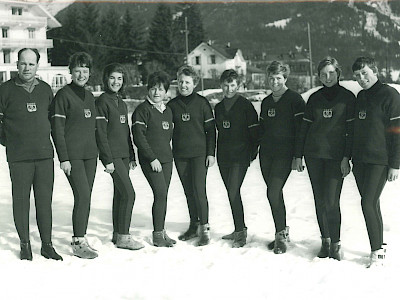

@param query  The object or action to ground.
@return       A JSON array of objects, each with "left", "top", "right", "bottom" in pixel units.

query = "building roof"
[
  {"left": 190, "top": 42, "right": 240, "bottom": 60},
  {"left": 247, "top": 65, "right": 265, "bottom": 74}
]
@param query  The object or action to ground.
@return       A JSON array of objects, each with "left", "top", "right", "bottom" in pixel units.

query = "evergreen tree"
[{"left": 98, "top": 7, "right": 123, "bottom": 65}]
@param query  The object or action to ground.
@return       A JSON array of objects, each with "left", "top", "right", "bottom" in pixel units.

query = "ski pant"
[
  {"left": 260, "top": 156, "right": 292, "bottom": 233},
  {"left": 66, "top": 158, "right": 97, "bottom": 237},
  {"left": 218, "top": 164, "right": 248, "bottom": 232},
  {"left": 110, "top": 158, "right": 135, "bottom": 235},
  {"left": 352, "top": 162, "right": 387, "bottom": 251},
  {"left": 305, "top": 157, "right": 343, "bottom": 243},
  {"left": 9, "top": 158, "right": 54, "bottom": 243},
  {"left": 174, "top": 156, "right": 209, "bottom": 225},
  {"left": 141, "top": 161, "right": 173, "bottom": 231}
]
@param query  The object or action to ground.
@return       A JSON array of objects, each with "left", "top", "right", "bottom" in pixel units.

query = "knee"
[{"left": 266, "top": 188, "right": 281, "bottom": 205}]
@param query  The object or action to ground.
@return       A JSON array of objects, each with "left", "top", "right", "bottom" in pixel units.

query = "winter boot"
[
  {"left": 116, "top": 234, "right": 144, "bottom": 250},
  {"left": 329, "top": 241, "right": 343, "bottom": 261},
  {"left": 41, "top": 242, "right": 63, "bottom": 261},
  {"left": 178, "top": 221, "right": 199, "bottom": 241},
  {"left": 196, "top": 224, "right": 211, "bottom": 246},
  {"left": 274, "top": 228, "right": 290, "bottom": 254},
  {"left": 163, "top": 230, "right": 176, "bottom": 245},
  {"left": 111, "top": 232, "right": 118, "bottom": 244},
  {"left": 222, "top": 227, "right": 247, "bottom": 240},
  {"left": 232, "top": 230, "right": 247, "bottom": 248},
  {"left": 268, "top": 226, "right": 290, "bottom": 251},
  {"left": 20, "top": 241, "right": 32, "bottom": 261},
  {"left": 317, "top": 237, "right": 331, "bottom": 258},
  {"left": 153, "top": 231, "right": 174, "bottom": 247},
  {"left": 71, "top": 237, "right": 98, "bottom": 259},
  {"left": 367, "top": 248, "right": 386, "bottom": 268}
]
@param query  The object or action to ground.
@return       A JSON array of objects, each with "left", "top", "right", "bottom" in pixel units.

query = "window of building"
[
  {"left": 52, "top": 74, "right": 67, "bottom": 92},
  {"left": 195, "top": 56, "right": 201, "bottom": 65},
  {"left": 28, "top": 28, "right": 35, "bottom": 39},
  {"left": 3, "top": 49, "right": 11, "bottom": 64},
  {"left": 11, "top": 7, "right": 22, "bottom": 15},
  {"left": 2, "top": 27, "right": 9, "bottom": 38},
  {"left": 0, "top": 72, "right": 6, "bottom": 84},
  {"left": 210, "top": 55, "right": 216, "bottom": 65}
]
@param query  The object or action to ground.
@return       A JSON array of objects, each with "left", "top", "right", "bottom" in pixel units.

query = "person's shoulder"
[
  {"left": 54, "top": 85, "right": 69, "bottom": 98},
  {"left": 167, "top": 96, "right": 178, "bottom": 106},
  {"left": 134, "top": 100, "right": 150, "bottom": 113},
  {"left": 0, "top": 78, "right": 15, "bottom": 92},
  {"left": 286, "top": 89, "right": 304, "bottom": 102},
  {"left": 84, "top": 88, "right": 95, "bottom": 100},
  {"left": 338, "top": 85, "right": 356, "bottom": 98},
  {"left": 382, "top": 84, "right": 400, "bottom": 97},
  {"left": 37, "top": 79, "right": 51, "bottom": 90}
]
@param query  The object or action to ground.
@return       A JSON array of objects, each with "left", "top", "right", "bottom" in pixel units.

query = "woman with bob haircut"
[
  {"left": 51, "top": 52, "right": 99, "bottom": 259},
  {"left": 259, "top": 61, "right": 305, "bottom": 254},
  {"left": 132, "top": 71, "right": 176, "bottom": 247},
  {"left": 95, "top": 63, "right": 144, "bottom": 251},
  {"left": 294, "top": 56, "right": 356, "bottom": 260},
  {"left": 167, "top": 65, "right": 216, "bottom": 246}
]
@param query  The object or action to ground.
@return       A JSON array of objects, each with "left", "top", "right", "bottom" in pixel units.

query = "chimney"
[{"left": 226, "top": 42, "right": 231, "bottom": 48}]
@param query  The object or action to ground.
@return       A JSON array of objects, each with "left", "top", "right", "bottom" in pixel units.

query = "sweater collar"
[
  {"left": 147, "top": 96, "right": 166, "bottom": 113},
  {"left": 321, "top": 83, "right": 341, "bottom": 101},
  {"left": 365, "top": 80, "right": 383, "bottom": 96},
  {"left": 14, "top": 76, "right": 39, "bottom": 93}
]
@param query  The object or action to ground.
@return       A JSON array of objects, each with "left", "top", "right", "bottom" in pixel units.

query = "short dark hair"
[
  {"left": 352, "top": 56, "right": 378, "bottom": 74},
  {"left": 177, "top": 65, "right": 199, "bottom": 85},
  {"left": 220, "top": 69, "right": 240, "bottom": 84},
  {"left": 18, "top": 48, "right": 40, "bottom": 63},
  {"left": 102, "top": 63, "right": 127, "bottom": 93},
  {"left": 68, "top": 52, "right": 93, "bottom": 72},
  {"left": 267, "top": 61, "right": 290, "bottom": 79},
  {"left": 317, "top": 56, "right": 341, "bottom": 80},
  {"left": 147, "top": 71, "right": 170, "bottom": 92}
]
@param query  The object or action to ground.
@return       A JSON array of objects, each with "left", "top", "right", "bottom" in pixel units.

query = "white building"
[
  {"left": 0, "top": 0, "right": 70, "bottom": 92},
  {"left": 188, "top": 42, "right": 247, "bottom": 80}
]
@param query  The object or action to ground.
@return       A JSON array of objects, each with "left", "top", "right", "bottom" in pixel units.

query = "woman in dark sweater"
[
  {"left": 132, "top": 71, "right": 176, "bottom": 247},
  {"left": 259, "top": 61, "right": 305, "bottom": 254},
  {"left": 167, "top": 65, "right": 216, "bottom": 246},
  {"left": 215, "top": 69, "right": 259, "bottom": 248},
  {"left": 95, "top": 63, "right": 143, "bottom": 251},
  {"left": 294, "top": 57, "right": 355, "bottom": 260},
  {"left": 51, "top": 52, "right": 99, "bottom": 259}
]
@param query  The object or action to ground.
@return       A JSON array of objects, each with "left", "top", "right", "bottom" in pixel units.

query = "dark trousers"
[
  {"left": 219, "top": 164, "right": 248, "bottom": 232},
  {"left": 9, "top": 158, "right": 54, "bottom": 243},
  {"left": 67, "top": 158, "right": 97, "bottom": 237},
  {"left": 353, "top": 162, "right": 387, "bottom": 251},
  {"left": 110, "top": 158, "right": 135, "bottom": 235},
  {"left": 175, "top": 156, "right": 209, "bottom": 225},
  {"left": 260, "top": 156, "right": 292, "bottom": 233},
  {"left": 142, "top": 161, "right": 173, "bottom": 231},
  {"left": 305, "top": 157, "right": 343, "bottom": 243}
]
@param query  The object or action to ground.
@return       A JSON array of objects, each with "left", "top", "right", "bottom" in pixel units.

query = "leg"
[{"left": 190, "top": 156, "right": 209, "bottom": 225}]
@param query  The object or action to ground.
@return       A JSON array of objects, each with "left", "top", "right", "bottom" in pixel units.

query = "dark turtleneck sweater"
[{"left": 69, "top": 82, "right": 85, "bottom": 101}]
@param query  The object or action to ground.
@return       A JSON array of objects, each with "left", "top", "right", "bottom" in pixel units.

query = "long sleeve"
[
  {"left": 132, "top": 107, "right": 157, "bottom": 162},
  {"left": 246, "top": 101, "right": 260, "bottom": 159},
  {"left": 95, "top": 100, "right": 113, "bottom": 165},
  {"left": 50, "top": 91, "right": 69, "bottom": 162},
  {"left": 293, "top": 95, "right": 306, "bottom": 157},
  {"left": 294, "top": 98, "right": 313, "bottom": 158},
  {"left": 344, "top": 95, "right": 356, "bottom": 158},
  {"left": 387, "top": 90, "right": 400, "bottom": 169},
  {"left": 0, "top": 91, "right": 5, "bottom": 147},
  {"left": 203, "top": 100, "right": 216, "bottom": 157}
]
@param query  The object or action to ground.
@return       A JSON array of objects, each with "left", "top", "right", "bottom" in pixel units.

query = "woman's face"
[
  {"left": 178, "top": 74, "right": 196, "bottom": 96},
  {"left": 71, "top": 66, "right": 90, "bottom": 87},
  {"left": 221, "top": 79, "right": 239, "bottom": 99},
  {"left": 268, "top": 73, "right": 287, "bottom": 93},
  {"left": 319, "top": 64, "right": 338, "bottom": 87},
  {"left": 148, "top": 83, "right": 166, "bottom": 104},
  {"left": 107, "top": 72, "right": 123, "bottom": 93}
]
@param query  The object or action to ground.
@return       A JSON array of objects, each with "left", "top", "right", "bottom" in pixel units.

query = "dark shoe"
[
  {"left": 232, "top": 230, "right": 246, "bottom": 248},
  {"left": 222, "top": 227, "right": 247, "bottom": 240},
  {"left": 196, "top": 224, "right": 210, "bottom": 246},
  {"left": 163, "top": 230, "right": 176, "bottom": 244},
  {"left": 153, "top": 231, "right": 174, "bottom": 247},
  {"left": 268, "top": 226, "right": 289, "bottom": 251},
  {"left": 111, "top": 232, "right": 117, "bottom": 244},
  {"left": 178, "top": 221, "right": 199, "bottom": 241},
  {"left": 274, "top": 228, "right": 290, "bottom": 254},
  {"left": 41, "top": 242, "right": 63, "bottom": 261},
  {"left": 317, "top": 237, "right": 331, "bottom": 258},
  {"left": 329, "top": 241, "right": 343, "bottom": 261},
  {"left": 20, "top": 241, "right": 32, "bottom": 261}
]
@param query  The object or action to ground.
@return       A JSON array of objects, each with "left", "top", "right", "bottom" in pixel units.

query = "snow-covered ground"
[{"left": 1, "top": 83, "right": 400, "bottom": 299}]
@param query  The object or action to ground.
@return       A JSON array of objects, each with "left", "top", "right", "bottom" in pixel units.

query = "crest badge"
[
  {"left": 120, "top": 115, "right": 126, "bottom": 124},
  {"left": 359, "top": 110, "right": 367, "bottom": 120},
  {"left": 222, "top": 120, "right": 231, "bottom": 129},
  {"left": 162, "top": 121, "right": 170, "bottom": 130},
  {"left": 84, "top": 109, "right": 91, "bottom": 118},
  {"left": 182, "top": 113, "right": 190, "bottom": 122},
  {"left": 268, "top": 108, "right": 276, "bottom": 117},
  {"left": 26, "top": 103, "right": 37, "bottom": 113},
  {"left": 323, "top": 109, "right": 333, "bottom": 118}
]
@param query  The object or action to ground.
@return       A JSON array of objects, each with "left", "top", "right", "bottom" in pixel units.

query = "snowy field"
[{"left": 1, "top": 82, "right": 400, "bottom": 300}]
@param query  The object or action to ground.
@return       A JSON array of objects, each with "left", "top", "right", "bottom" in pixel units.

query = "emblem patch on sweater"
[
  {"left": 323, "top": 109, "right": 333, "bottom": 118},
  {"left": 181, "top": 113, "right": 190, "bottom": 121},
  {"left": 223, "top": 120, "right": 231, "bottom": 128},
  {"left": 84, "top": 109, "right": 92, "bottom": 118},
  {"left": 359, "top": 110, "right": 366, "bottom": 120},
  {"left": 26, "top": 103, "right": 37, "bottom": 112},
  {"left": 162, "top": 121, "right": 170, "bottom": 130},
  {"left": 120, "top": 115, "right": 126, "bottom": 123},
  {"left": 268, "top": 108, "right": 276, "bottom": 117}
]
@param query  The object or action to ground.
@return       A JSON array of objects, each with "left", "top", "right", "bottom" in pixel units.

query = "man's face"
[
  {"left": 353, "top": 65, "right": 378, "bottom": 90},
  {"left": 17, "top": 50, "right": 39, "bottom": 82}
]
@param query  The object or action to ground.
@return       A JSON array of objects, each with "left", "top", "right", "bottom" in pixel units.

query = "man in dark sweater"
[
  {"left": 0, "top": 48, "right": 62, "bottom": 261},
  {"left": 352, "top": 56, "right": 400, "bottom": 268}
]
